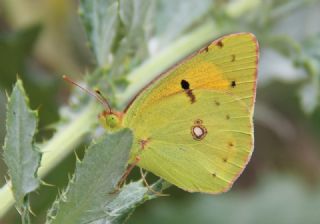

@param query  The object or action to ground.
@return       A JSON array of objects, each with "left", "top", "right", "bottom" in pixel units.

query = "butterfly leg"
[
  {"left": 111, "top": 156, "right": 141, "bottom": 193},
  {"left": 139, "top": 168, "right": 169, "bottom": 196}
]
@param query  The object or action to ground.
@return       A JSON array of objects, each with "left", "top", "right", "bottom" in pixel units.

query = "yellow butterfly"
[{"left": 67, "top": 32, "right": 259, "bottom": 194}]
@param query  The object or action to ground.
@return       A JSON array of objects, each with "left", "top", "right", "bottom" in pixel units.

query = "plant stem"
[{"left": 21, "top": 204, "right": 31, "bottom": 224}]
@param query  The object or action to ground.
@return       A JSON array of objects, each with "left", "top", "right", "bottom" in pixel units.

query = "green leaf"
[
  {"left": 119, "top": 0, "right": 152, "bottom": 39},
  {"left": 153, "top": 0, "right": 212, "bottom": 48},
  {"left": 79, "top": 0, "right": 119, "bottom": 67},
  {"left": 108, "top": 0, "right": 152, "bottom": 77},
  {"left": 92, "top": 181, "right": 149, "bottom": 224},
  {"left": 3, "top": 79, "right": 41, "bottom": 215},
  {"left": 46, "top": 129, "right": 133, "bottom": 224},
  {"left": 89, "top": 179, "right": 171, "bottom": 224}
]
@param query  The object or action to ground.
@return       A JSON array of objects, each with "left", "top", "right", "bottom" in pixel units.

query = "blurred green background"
[{"left": 1, "top": 0, "right": 320, "bottom": 223}]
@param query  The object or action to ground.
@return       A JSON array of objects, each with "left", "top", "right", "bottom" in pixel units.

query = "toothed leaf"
[
  {"left": 3, "top": 79, "right": 40, "bottom": 209},
  {"left": 47, "top": 129, "right": 133, "bottom": 224},
  {"left": 90, "top": 179, "right": 172, "bottom": 224}
]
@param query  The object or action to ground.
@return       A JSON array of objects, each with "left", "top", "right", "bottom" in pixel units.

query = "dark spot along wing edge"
[{"left": 123, "top": 32, "right": 259, "bottom": 113}]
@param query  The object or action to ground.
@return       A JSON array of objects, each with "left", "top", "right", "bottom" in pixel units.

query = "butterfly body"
[{"left": 100, "top": 33, "right": 259, "bottom": 194}]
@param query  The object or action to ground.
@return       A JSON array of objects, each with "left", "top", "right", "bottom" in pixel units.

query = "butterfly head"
[
  {"left": 99, "top": 110, "right": 123, "bottom": 131},
  {"left": 62, "top": 75, "right": 123, "bottom": 132}
]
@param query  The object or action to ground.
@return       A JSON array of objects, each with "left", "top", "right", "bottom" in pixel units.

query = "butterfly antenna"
[
  {"left": 94, "top": 89, "right": 112, "bottom": 113},
  {"left": 62, "top": 75, "right": 111, "bottom": 112}
]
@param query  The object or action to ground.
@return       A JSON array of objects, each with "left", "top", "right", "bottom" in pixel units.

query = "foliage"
[
  {"left": 46, "top": 129, "right": 133, "bottom": 224},
  {"left": 3, "top": 79, "right": 41, "bottom": 223}
]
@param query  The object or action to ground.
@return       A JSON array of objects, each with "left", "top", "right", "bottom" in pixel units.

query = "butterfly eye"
[
  {"left": 100, "top": 113, "right": 122, "bottom": 131},
  {"left": 106, "top": 115, "right": 117, "bottom": 128}
]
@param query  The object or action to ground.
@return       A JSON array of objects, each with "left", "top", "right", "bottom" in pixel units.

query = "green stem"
[
  {"left": 0, "top": 21, "right": 216, "bottom": 219},
  {"left": 21, "top": 205, "right": 31, "bottom": 224},
  {"left": 37, "top": 103, "right": 99, "bottom": 177}
]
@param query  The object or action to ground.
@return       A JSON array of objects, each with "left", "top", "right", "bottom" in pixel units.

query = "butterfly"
[{"left": 66, "top": 32, "right": 259, "bottom": 194}]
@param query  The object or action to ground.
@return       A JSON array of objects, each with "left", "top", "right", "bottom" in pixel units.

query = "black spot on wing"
[
  {"left": 217, "top": 40, "right": 224, "bottom": 48},
  {"left": 181, "top": 80, "right": 190, "bottom": 89},
  {"left": 181, "top": 80, "right": 196, "bottom": 103},
  {"left": 231, "top": 81, "right": 236, "bottom": 88},
  {"left": 200, "top": 46, "right": 209, "bottom": 53}
]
